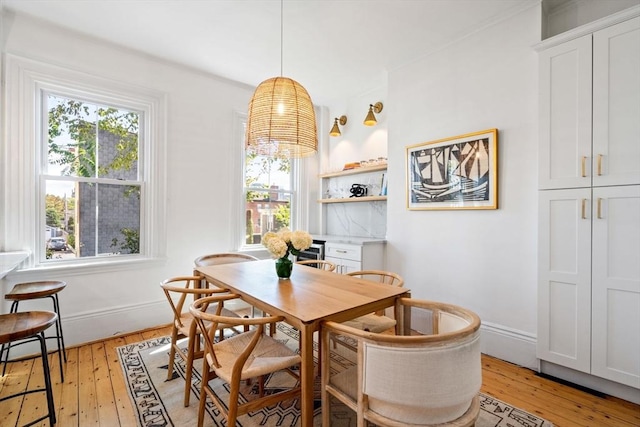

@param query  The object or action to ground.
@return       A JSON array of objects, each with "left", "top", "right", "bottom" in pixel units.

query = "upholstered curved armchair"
[{"left": 321, "top": 298, "right": 482, "bottom": 427}]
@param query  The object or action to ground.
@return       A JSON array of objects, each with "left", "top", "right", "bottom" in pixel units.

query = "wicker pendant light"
[
  {"left": 246, "top": 77, "right": 317, "bottom": 157},
  {"left": 245, "top": 1, "right": 317, "bottom": 158}
]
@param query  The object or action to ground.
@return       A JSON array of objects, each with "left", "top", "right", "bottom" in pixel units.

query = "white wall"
[
  {"left": 322, "top": 87, "right": 389, "bottom": 238},
  {"left": 0, "top": 12, "right": 256, "bottom": 345},
  {"left": 386, "top": 5, "right": 541, "bottom": 368}
]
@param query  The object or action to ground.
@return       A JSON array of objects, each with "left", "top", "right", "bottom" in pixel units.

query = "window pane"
[
  {"left": 244, "top": 196, "right": 291, "bottom": 245},
  {"left": 246, "top": 153, "right": 291, "bottom": 191},
  {"left": 47, "top": 95, "right": 139, "bottom": 180},
  {"left": 45, "top": 181, "right": 141, "bottom": 258},
  {"left": 243, "top": 151, "right": 292, "bottom": 245},
  {"left": 45, "top": 181, "right": 76, "bottom": 260},
  {"left": 47, "top": 95, "right": 97, "bottom": 177},
  {"left": 76, "top": 182, "right": 141, "bottom": 257},
  {"left": 96, "top": 107, "right": 139, "bottom": 180}
]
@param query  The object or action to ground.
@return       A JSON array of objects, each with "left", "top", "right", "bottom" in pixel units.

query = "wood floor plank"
[
  {"left": 482, "top": 368, "right": 638, "bottom": 427},
  {"left": 124, "top": 333, "right": 146, "bottom": 345},
  {"left": 103, "top": 336, "right": 138, "bottom": 427},
  {"left": 482, "top": 356, "right": 640, "bottom": 425},
  {"left": 19, "top": 351, "right": 49, "bottom": 427},
  {"left": 0, "top": 358, "right": 33, "bottom": 426},
  {"left": 91, "top": 342, "right": 120, "bottom": 427},
  {"left": 77, "top": 344, "right": 99, "bottom": 425},
  {"left": 57, "top": 347, "right": 80, "bottom": 427}
]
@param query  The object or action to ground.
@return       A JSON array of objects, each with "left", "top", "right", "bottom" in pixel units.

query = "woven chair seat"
[
  {"left": 342, "top": 313, "right": 396, "bottom": 333},
  {"left": 208, "top": 329, "right": 300, "bottom": 383}
]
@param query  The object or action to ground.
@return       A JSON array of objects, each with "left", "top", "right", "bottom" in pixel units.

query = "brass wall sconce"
[
  {"left": 329, "top": 115, "right": 348, "bottom": 137},
  {"left": 363, "top": 102, "right": 384, "bottom": 126}
]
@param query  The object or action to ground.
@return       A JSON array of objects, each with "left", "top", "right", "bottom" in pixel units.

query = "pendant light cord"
[{"left": 280, "top": 0, "right": 284, "bottom": 76}]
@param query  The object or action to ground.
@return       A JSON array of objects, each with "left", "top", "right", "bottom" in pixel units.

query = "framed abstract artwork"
[{"left": 406, "top": 129, "right": 498, "bottom": 210}]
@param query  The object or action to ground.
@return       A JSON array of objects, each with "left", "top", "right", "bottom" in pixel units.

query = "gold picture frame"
[{"left": 406, "top": 128, "right": 498, "bottom": 210}]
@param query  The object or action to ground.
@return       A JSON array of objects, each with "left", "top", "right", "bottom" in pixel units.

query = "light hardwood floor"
[{"left": 1, "top": 324, "right": 639, "bottom": 427}]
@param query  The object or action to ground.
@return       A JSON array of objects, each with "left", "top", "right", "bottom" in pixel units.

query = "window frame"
[
  {"left": 233, "top": 111, "right": 310, "bottom": 253},
  {"left": 2, "top": 54, "right": 167, "bottom": 274}
]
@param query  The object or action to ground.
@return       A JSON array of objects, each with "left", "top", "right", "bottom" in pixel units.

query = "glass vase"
[{"left": 275, "top": 257, "right": 293, "bottom": 279}]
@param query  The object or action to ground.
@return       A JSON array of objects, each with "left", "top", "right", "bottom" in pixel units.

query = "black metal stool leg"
[
  {"left": 1, "top": 301, "right": 20, "bottom": 377},
  {"left": 51, "top": 294, "right": 67, "bottom": 362},
  {"left": 47, "top": 294, "right": 65, "bottom": 382},
  {"left": 36, "top": 331, "right": 56, "bottom": 426}
]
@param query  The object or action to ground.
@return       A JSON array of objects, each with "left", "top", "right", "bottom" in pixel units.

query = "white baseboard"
[
  {"left": 63, "top": 299, "right": 168, "bottom": 346},
  {"left": 5, "top": 299, "right": 168, "bottom": 358},
  {"left": 480, "top": 321, "right": 539, "bottom": 370}
]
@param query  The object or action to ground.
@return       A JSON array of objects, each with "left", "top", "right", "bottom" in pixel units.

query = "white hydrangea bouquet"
[
  {"left": 263, "top": 229, "right": 312, "bottom": 259},
  {"left": 263, "top": 229, "right": 312, "bottom": 279}
]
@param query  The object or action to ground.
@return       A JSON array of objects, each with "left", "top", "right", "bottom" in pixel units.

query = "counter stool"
[
  {"left": 1, "top": 280, "right": 67, "bottom": 382},
  {"left": 0, "top": 311, "right": 58, "bottom": 426}
]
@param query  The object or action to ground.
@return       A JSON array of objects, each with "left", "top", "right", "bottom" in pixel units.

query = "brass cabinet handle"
[
  {"left": 581, "top": 199, "right": 587, "bottom": 219},
  {"left": 581, "top": 156, "right": 587, "bottom": 177},
  {"left": 597, "top": 154, "right": 603, "bottom": 176},
  {"left": 597, "top": 198, "right": 602, "bottom": 219}
]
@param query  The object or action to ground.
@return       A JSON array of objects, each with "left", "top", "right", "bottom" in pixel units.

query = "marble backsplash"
[{"left": 325, "top": 201, "right": 387, "bottom": 238}]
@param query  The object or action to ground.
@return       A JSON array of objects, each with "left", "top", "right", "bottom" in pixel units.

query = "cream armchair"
[{"left": 321, "top": 297, "right": 482, "bottom": 427}]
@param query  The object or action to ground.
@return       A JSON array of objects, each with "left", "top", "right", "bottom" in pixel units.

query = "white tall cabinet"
[{"left": 537, "top": 14, "right": 640, "bottom": 390}]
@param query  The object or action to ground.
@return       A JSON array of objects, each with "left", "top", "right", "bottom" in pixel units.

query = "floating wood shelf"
[
  {"left": 319, "top": 164, "right": 386, "bottom": 178},
  {"left": 318, "top": 196, "right": 387, "bottom": 204}
]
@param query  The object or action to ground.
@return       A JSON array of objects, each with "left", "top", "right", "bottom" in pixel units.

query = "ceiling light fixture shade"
[
  {"left": 245, "top": 0, "right": 318, "bottom": 158},
  {"left": 329, "top": 115, "right": 347, "bottom": 137},
  {"left": 246, "top": 76, "right": 318, "bottom": 157},
  {"left": 363, "top": 101, "right": 384, "bottom": 126}
]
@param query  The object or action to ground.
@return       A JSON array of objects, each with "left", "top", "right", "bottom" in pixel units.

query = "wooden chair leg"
[
  {"left": 197, "top": 359, "right": 210, "bottom": 427},
  {"left": 167, "top": 328, "right": 179, "bottom": 380},
  {"left": 184, "top": 332, "right": 198, "bottom": 407},
  {"left": 228, "top": 379, "right": 241, "bottom": 426}
]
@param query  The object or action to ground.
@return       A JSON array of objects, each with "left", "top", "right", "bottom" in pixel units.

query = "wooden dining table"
[{"left": 195, "top": 259, "right": 410, "bottom": 427}]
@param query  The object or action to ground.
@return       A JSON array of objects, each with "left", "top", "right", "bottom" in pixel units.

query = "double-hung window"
[
  {"left": 237, "top": 113, "right": 308, "bottom": 251},
  {"left": 3, "top": 55, "right": 166, "bottom": 270},
  {"left": 44, "top": 94, "right": 142, "bottom": 259}
]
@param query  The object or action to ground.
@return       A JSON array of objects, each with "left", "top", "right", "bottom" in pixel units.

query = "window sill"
[{"left": 5, "top": 256, "right": 168, "bottom": 281}]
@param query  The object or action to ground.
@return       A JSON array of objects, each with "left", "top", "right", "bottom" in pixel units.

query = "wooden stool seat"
[
  {"left": 0, "top": 311, "right": 57, "bottom": 344},
  {"left": 0, "top": 311, "right": 57, "bottom": 426},
  {"left": 2, "top": 280, "right": 67, "bottom": 382},
  {"left": 5, "top": 281, "right": 66, "bottom": 301}
]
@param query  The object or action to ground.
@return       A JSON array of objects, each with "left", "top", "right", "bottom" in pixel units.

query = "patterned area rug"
[{"left": 117, "top": 324, "right": 553, "bottom": 427}]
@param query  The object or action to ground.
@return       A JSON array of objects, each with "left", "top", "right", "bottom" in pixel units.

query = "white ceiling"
[{"left": 1, "top": 0, "right": 535, "bottom": 105}]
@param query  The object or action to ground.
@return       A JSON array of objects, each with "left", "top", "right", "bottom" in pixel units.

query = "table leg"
[{"left": 299, "top": 323, "right": 315, "bottom": 427}]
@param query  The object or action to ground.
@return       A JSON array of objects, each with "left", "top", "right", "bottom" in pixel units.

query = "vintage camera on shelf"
[{"left": 349, "top": 184, "right": 368, "bottom": 198}]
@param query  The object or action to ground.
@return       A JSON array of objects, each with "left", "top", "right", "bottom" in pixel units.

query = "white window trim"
[
  {"left": 2, "top": 54, "right": 167, "bottom": 276},
  {"left": 232, "top": 111, "right": 311, "bottom": 254}
]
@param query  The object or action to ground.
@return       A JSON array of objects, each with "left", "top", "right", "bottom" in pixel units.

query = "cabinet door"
[
  {"left": 593, "top": 17, "right": 640, "bottom": 187},
  {"left": 591, "top": 185, "right": 640, "bottom": 388},
  {"left": 537, "top": 188, "right": 592, "bottom": 373},
  {"left": 539, "top": 35, "right": 592, "bottom": 190},
  {"left": 339, "top": 258, "right": 362, "bottom": 275},
  {"left": 325, "top": 256, "right": 361, "bottom": 275}
]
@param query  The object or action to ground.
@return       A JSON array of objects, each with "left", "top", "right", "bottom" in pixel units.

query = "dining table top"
[{"left": 195, "top": 258, "right": 409, "bottom": 325}]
